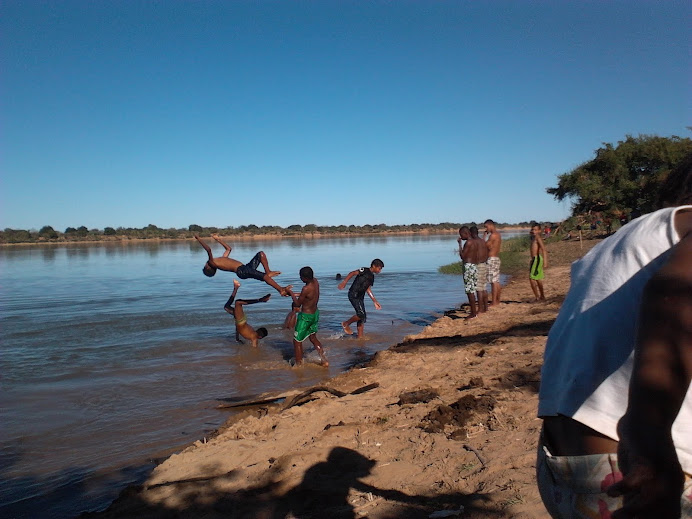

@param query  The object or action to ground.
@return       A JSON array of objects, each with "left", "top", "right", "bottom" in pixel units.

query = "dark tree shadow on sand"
[
  {"left": 391, "top": 319, "right": 556, "bottom": 354},
  {"left": 82, "top": 446, "right": 507, "bottom": 519}
]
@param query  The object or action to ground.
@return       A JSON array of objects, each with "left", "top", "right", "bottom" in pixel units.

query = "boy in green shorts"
[
  {"left": 287, "top": 266, "right": 328, "bottom": 367},
  {"left": 529, "top": 222, "right": 548, "bottom": 301}
]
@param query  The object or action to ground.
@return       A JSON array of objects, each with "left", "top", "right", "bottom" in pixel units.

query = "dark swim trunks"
[
  {"left": 235, "top": 252, "right": 266, "bottom": 281},
  {"left": 348, "top": 294, "right": 367, "bottom": 324}
]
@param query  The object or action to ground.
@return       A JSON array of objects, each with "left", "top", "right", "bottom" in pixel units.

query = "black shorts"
[
  {"left": 235, "top": 252, "right": 265, "bottom": 281},
  {"left": 348, "top": 294, "right": 367, "bottom": 324}
]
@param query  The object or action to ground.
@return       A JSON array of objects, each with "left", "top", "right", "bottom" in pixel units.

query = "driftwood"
[
  {"left": 216, "top": 394, "right": 295, "bottom": 410},
  {"left": 282, "top": 382, "right": 380, "bottom": 410}
]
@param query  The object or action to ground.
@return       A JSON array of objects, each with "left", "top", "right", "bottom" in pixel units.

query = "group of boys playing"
[{"left": 194, "top": 234, "right": 383, "bottom": 367}]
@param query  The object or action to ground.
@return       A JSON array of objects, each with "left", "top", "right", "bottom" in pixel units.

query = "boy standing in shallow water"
[
  {"left": 194, "top": 234, "right": 291, "bottom": 296},
  {"left": 287, "top": 267, "right": 328, "bottom": 366},
  {"left": 338, "top": 259, "right": 384, "bottom": 338},
  {"left": 529, "top": 222, "right": 548, "bottom": 300}
]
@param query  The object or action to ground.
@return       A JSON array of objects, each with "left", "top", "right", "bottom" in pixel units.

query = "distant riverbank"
[{"left": 0, "top": 227, "right": 532, "bottom": 247}]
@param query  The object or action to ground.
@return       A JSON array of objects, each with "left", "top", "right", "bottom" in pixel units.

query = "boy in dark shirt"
[{"left": 338, "top": 259, "right": 384, "bottom": 338}]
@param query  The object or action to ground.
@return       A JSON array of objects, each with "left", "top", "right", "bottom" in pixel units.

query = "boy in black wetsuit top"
[{"left": 338, "top": 259, "right": 384, "bottom": 338}]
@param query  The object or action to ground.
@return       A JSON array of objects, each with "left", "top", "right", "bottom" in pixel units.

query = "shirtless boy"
[
  {"left": 470, "top": 226, "right": 489, "bottom": 313},
  {"left": 287, "top": 266, "right": 328, "bottom": 366},
  {"left": 223, "top": 280, "right": 270, "bottom": 348},
  {"left": 338, "top": 259, "right": 384, "bottom": 338},
  {"left": 458, "top": 226, "right": 487, "bottom": 318},
  {"left": 195, "top": 234, "right": 291, "bottom": 296},
  {"left": 483, "top": 219, "right": 502, "bottom": 306},
  {"left": 529, "top": 222, "right": 548, "bottom": 301}
]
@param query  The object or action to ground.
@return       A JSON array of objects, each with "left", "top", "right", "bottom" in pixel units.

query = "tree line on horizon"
[
  {"left": 0, "top": 221, "right": 537, "bottom": 244},
  {"left": 5, "top": 133, "right": 689, "bottom": 245}
]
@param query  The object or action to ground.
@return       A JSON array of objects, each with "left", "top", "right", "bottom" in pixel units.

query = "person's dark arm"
[
  {"left": 338, "top": 269, "right": 359, "bottom": 290},
  {"left": 211, "top": 234, "right": 232, "bottom": 258},
  {"left": 194, "top": 235, "right": 215, "bottom": 263},
  {"left": 608, "top": 233, "right": 692, "bottom": 518},
  {"left": 293, "top": 287, "right": 308, "bottom": 307}
]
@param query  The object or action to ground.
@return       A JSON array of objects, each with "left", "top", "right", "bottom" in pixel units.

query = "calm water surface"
[{"left": 0, "top": 234, "right": 512, "bottom": 518}]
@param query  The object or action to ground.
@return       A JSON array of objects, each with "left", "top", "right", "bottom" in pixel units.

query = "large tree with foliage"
[{"left": 547, "top": 134, "right": 692, "bottom": 217}]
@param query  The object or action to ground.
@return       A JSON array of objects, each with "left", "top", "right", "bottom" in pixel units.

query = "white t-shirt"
[{"left": 538, "top": 206, "right": 692, "bottom": 473}]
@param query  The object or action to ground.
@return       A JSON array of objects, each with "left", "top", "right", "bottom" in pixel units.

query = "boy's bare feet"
[
  {"left": 259, "top": 294, "right": 272, "bottom": 303},
  {"left": 341, "top": 322, "right": 353, "bottom": 335},
  {"left": 267, "top": 270, "right": 281, "bottom": 278},
  {"left": 233, "top": 279, "right": 241, "bottom": 288}
]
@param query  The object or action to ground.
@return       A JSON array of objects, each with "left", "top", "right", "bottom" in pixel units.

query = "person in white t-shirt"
[{"left": 536, "top": 154, "right": 692, "bottom": 518}]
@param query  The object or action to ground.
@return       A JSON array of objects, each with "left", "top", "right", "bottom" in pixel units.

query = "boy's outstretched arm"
[
  {"left": 194, "top": 235, "right": 215, "bottom": 262},
  {"left": 288, "top": 287, "right": 306, "bottom": 307},
  {"left": 211, "top": 234, "right": 232, "bottom": 257},
  {"left": 338, "top": 269, "right": 359, "bottom": 290},
  {"left": 367, "top": 288, "right": 381, "bottom": 310}
]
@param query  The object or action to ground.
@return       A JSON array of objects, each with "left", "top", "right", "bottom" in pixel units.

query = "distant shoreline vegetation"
[{"left": 0, "top": 222, "right": 536, "bottom": 245}]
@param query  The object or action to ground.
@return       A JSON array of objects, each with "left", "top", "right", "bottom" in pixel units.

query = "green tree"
[
  {"left": 104, "top": 227, "right": 117, "bottom": 235},
  {"left": 39, "top": 225, "right": 58, "bottom": 239},
  {"left": 547, "top": 134, "right": 692, "bottom": 217}
]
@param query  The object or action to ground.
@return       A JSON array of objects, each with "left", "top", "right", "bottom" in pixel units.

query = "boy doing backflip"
[
  {"left": 195, "top": 234, "right": 291, "bottom": 296},
  {"left": 224, "top": 280, "right": 270, "bottom": 348},
  {"left": 287, "top": 266, "right": 328, "bottom": 367},
  {"left": 529, "top": 222, "right": 547, "bottom": 301},
  {"left": 338, "top": 259, "right": 384, "bottom": 338}
]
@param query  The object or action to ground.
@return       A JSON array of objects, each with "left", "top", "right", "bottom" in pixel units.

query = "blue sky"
[{"left": 2, "top": 1, "right": 689, "bottom": 231}]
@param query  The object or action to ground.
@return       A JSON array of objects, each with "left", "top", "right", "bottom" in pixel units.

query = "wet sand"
[{"left": 82, "top": 239, "right": 597, "bottom": 519}]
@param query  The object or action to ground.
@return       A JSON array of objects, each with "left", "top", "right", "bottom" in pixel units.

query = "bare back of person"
[
  {"left": 476, "top": 236, "right": 489, "bottom": 263},
  {"left": 463, "top": 238, "right": 484, "bottom": 264}
]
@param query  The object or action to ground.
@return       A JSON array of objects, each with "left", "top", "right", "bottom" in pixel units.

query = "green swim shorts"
[
  {"left": 530, "top": 255, "right": 544, "bottom": 280},
  {"left": 294, "top": 310, "right": 319, "bottom": 343}
]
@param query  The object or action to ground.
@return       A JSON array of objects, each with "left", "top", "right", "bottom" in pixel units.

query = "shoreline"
[
  {"left": 1, "top": 228, "right": 532, "bottom": 248},
  {"left": 83, "top": 239, "right": 598, "bottom": 519}
]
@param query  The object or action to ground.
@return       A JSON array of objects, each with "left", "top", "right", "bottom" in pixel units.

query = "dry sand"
[{"left": 84, "top": 239, "right": 598, "bottom": 519}]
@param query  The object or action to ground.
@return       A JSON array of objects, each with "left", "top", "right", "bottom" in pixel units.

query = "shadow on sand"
[{"left": 80, "top": 447, "right": 508, "bottom": 518}]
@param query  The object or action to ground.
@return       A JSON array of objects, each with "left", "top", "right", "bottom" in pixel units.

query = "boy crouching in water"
[{"left": 287, "top": 267, "right": 328, "bottom": 367}]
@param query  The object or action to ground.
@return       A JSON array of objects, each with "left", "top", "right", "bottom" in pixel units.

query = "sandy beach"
[{"left": 83, "top": 239, "right": 598, "bottom": 519}]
